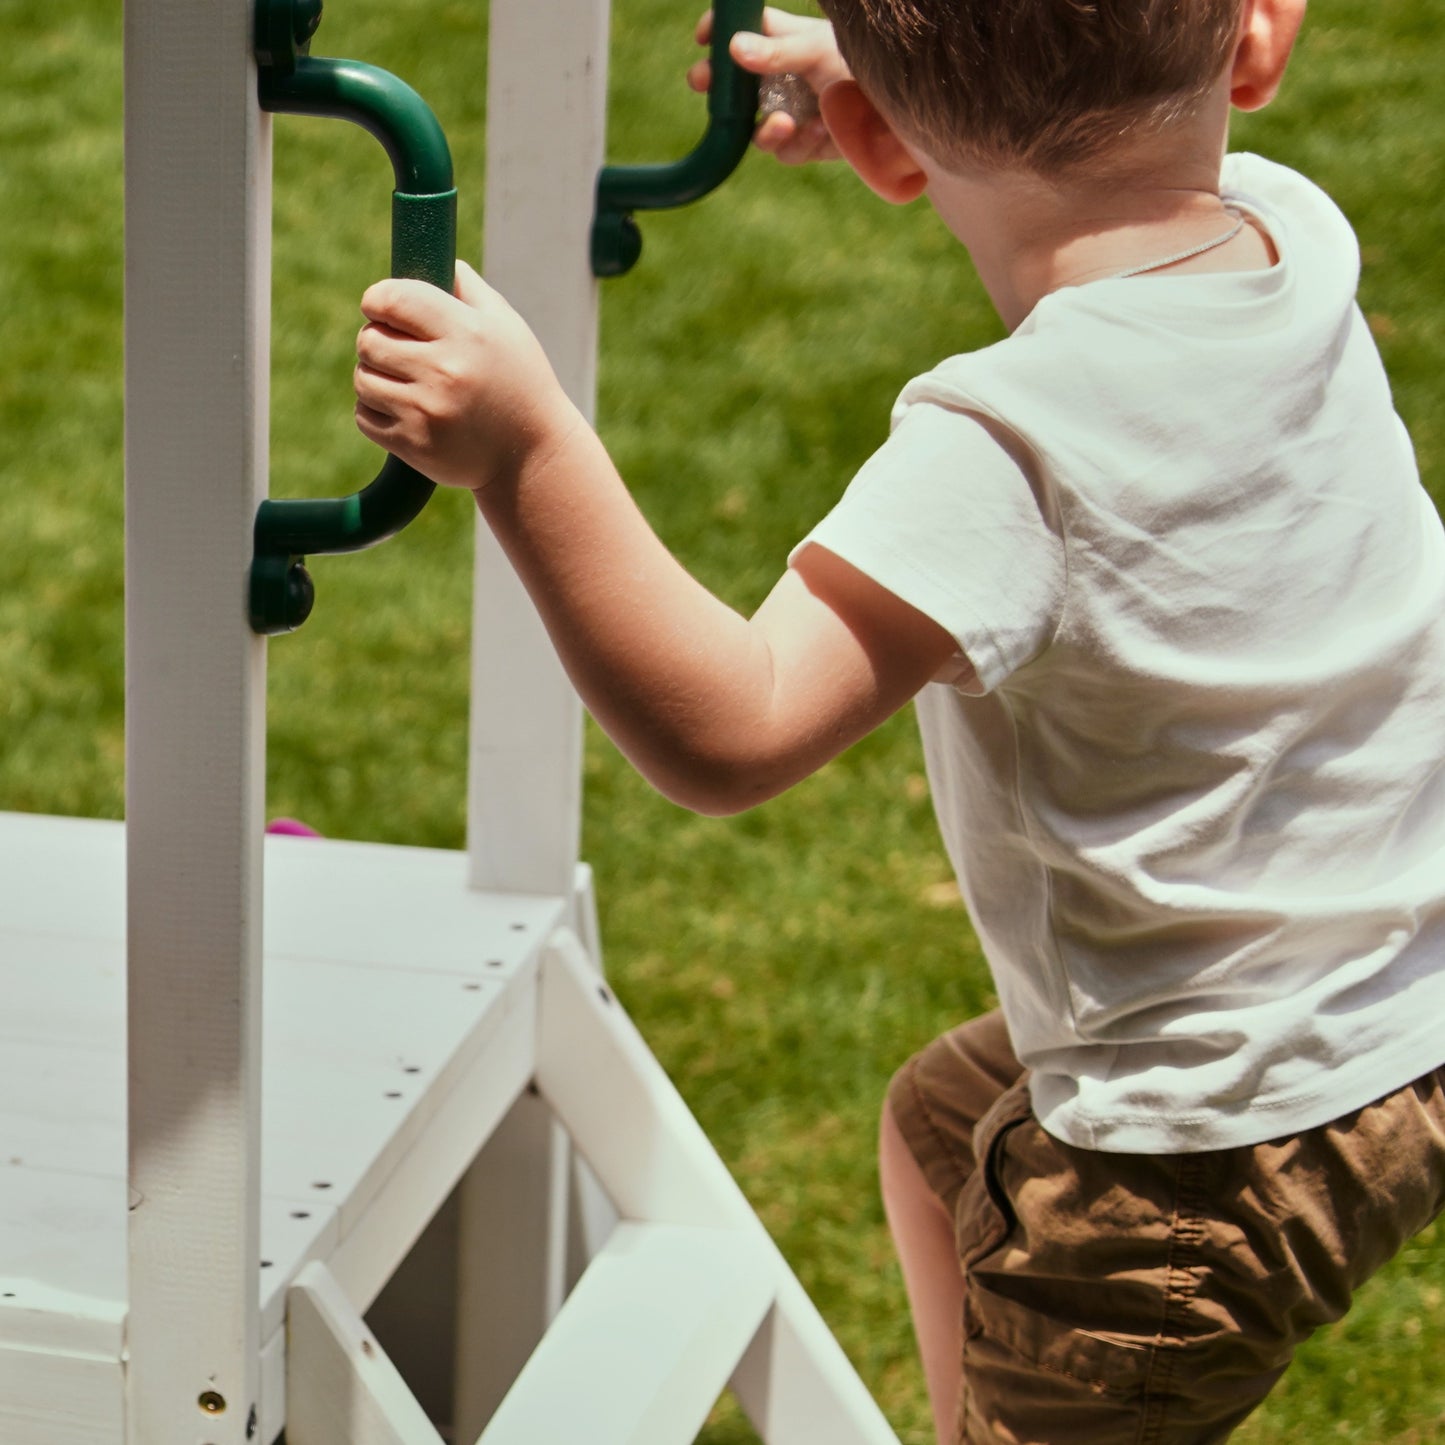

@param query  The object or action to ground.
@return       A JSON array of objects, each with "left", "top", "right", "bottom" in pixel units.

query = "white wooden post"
[
  {"left": 453, "top": 4, "right": 611, "bottom": 1432},
  {"left": 465, "top": 0, "right": 604, "bottom": 899},
  {"left": 123, "top": 0, "right": 268, "bottom": 1439}
]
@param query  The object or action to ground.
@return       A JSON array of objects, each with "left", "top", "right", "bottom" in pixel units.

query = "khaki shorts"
[{"left": 887, "top": 1010, "right": 1445, "bottom": 1444}]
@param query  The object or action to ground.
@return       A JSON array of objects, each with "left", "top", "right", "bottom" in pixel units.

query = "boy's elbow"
[
  {"left": 635, "top": 747, "right": 791, "bottom": 818},
  {"left": 668, "top": 781, "right": 775, "bottom": 819}
]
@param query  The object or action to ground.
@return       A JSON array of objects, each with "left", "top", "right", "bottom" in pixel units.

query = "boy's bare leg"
[{"left": 880, "top": 1104, "right": 964, "bottom": 1445}]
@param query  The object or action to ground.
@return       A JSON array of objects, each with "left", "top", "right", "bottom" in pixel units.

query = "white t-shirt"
[{"left": 795, "top": 154, "right": 1445, "bottom": 1153}]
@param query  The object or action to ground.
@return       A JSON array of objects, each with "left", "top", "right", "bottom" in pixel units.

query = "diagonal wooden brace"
[
  {"left": 535, "top": 929, "right": 901, "bottom": 1445},
  {"left": 286, "top": 1262, "right": 445, "bottom": 1445}
]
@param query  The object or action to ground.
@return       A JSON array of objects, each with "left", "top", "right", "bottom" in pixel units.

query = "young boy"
[{"left": 352, "top": 2, "right": 1445, "bottom": 1439}]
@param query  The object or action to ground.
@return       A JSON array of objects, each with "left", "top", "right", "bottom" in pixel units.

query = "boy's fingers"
[
  {"left": 354, "top": 397, "right": 394, "bottom": 436},
  {"left": 728, "top": 30, "right": 778, "bottom": 71},
  {"left": 355, "top": 320, "right": 416, "bottom": 380},
  {"left": 732, "top": 26, "right": 823, "bottom": 75},
  {"left": 752, "top": 109, "right": 798, "bottom": 153},
  {"left": 452, "top": 257, "right": 493, "bottom": 310},
  {"left": 359, "top": 277, "right": 455, "bottom": 340},
  {"left": 354, "top": 397, "right": 415, "bottom": 461},
  {"left": 774, "top": 115, "right": 836, "bottom": 165},
  {"left": 353, "top": 364, "right": 404, "bottom": 426},
  {"left": 755, "top": 111, "right": 833, "bottom": 158}
]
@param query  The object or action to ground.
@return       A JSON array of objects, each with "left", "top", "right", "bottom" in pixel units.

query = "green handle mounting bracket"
[
  {"left": 249, "top": 0, "right": 458, "bottom": 635},
  {"left": 591, "top": 0, "right": 763, "bottom": 277}
]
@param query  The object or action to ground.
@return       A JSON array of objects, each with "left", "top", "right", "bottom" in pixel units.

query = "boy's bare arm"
[{"left": 354, "top": 263, "right": 955, "bottom": 816}]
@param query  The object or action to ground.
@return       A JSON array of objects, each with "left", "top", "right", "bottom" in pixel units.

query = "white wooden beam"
[
  {"left": 286, "top": 1263, "right": 444, "bottom": 1445},
  {"left": 536, "top": 931, "right": 759, "bottom": 1230},
  {"left": 536, "top": 931, "right": 901, "bottom": 1445},
  {"left": 564, "top": 864, "right": 621, "bottom": 1284},
  {"left": 458, "top": 11, "right": 611, "bottom": 1429},
  {"left": 466, "top": 0, "right": 609, "bottom": 895},
  {"left": 478, "top": 1222, "right": 773, "bottom": 1445},
  {"left": 123, "top": 0, "right": 268, "bottom": 1439},
  {"left": 326, "top": 970, "right": 538, "bottom": 1313}
]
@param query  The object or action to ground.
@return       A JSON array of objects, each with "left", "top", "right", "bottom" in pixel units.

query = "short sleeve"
[{"left": 790, "top": 400, "right": 1066, "bottom": 694}]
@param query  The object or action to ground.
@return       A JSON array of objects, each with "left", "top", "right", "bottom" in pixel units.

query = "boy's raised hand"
[
  {"left": 353, "top": 260, "right": 577, "bottom": 494},
  {"left": 352, "top": 246, "right": 957, "bottom": 819},
  {"left": 688, "top": 7, "right": 849, "bottom": 164}
]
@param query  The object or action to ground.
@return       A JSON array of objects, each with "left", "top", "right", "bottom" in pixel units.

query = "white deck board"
[
  {"left": 0, "top": 814, "right": 128, "bottom": 944},
  {"left": 0, "top": 1168, "right": 337, "bottom": 1353},
  {"left": 0, "top": 1341, "right": 125, "bottom": 1445},
  {"left": 0, "top": 812, "right": 562, "bottom": 1375}
]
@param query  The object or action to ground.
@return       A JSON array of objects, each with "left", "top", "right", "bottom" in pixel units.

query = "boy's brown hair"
[{"left": 818, "top": 0, "right": 1245, "bottom": 175}]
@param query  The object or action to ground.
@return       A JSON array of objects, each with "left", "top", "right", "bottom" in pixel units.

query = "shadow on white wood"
[
  {"left": 452, "top": 1088, "right": 571, "bottom": 1443},
  {"left": 287, "top": 1263, "right": 445, "bottom": 1445}
]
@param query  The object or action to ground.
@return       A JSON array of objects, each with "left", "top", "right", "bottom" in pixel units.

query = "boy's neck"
[{"left": 921, "top": 92, "right": 1272, "bottom": 329}]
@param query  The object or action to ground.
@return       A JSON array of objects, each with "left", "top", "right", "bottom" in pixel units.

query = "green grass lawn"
[{"left": 2, "top": 1, "right": 1444, "bottom": 1441}]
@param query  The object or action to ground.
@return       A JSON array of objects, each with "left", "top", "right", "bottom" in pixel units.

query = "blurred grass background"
[{"left": 1, "top": 0, "right": 1443, "bottom": 1440}]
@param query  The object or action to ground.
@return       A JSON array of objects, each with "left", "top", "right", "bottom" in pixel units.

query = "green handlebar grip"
[
  {"left": 592, "top": 0, "right": 764, "bottom": 277},
  {"left": 258, "top": 55, "right": 454, "bottom": 195},
  {"left": 249, "top": 0, "right": 458, "bottom": 635}
]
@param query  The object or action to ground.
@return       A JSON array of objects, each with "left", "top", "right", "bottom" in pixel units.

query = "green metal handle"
[
  {"left": 592, "top": 0, "right": 764, "bottom": 277},
  {"left": 249, "top": 0, "right": 458, "bottom": 635}
]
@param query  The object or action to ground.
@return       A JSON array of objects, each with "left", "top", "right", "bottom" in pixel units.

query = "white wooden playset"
[{"left": 0, "top": 1, "right": 905, "bottom": 1442}]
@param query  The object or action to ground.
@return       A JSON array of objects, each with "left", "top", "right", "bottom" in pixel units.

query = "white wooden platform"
[
  {"left": 0, "top": 810, "right": 564, "bottom": 1445},
  {"left": 0, "top": 811, "right": 903, "bottom": 1445}
]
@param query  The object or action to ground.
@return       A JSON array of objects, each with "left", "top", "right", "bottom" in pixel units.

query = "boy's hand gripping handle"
[
  {"left": 249, "top": 0, "right": 458, "bottom": 635},
  {"left": 592, "top": 0, "right": 764, "bottom": 277}
]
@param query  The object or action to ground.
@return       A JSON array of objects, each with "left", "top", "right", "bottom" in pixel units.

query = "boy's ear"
[
  {"left": 818, "top": 80, "right": 929, "bottom": 204},
  {"left": 1230, "top": 0, "right": 1307, "bottom": 112}
]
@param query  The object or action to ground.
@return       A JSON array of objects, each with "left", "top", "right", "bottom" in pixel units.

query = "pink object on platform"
[{"left": 266, "top": 818, "right": 322, "bottom": 838}]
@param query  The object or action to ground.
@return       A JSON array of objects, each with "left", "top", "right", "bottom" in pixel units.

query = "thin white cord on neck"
[{"left": 1110, "top": 208, "right": 1246, "bottom": 280}]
